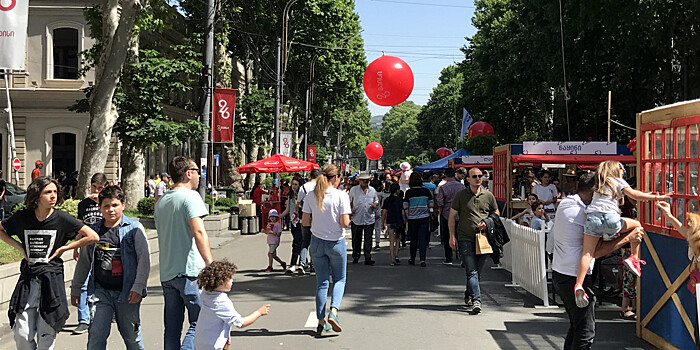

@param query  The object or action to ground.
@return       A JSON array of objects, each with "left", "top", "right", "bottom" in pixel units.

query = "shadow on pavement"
[{"left": 232, "top": 328, "right": 330, "bottom": 338}]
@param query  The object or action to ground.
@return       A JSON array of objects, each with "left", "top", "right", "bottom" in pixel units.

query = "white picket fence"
[{"left": 501, "top": 218, "right": 555, "bottom": 308}]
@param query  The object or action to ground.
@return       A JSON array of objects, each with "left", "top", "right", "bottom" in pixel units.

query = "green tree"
[
  {"left": 417, "top": 65, "right": 464, "bottom": 151},
  {"left": 462, "top": 134, "right": 499, "bottom": 155},
  {"left": 381, "top": 101, "right": 422, "bottom": 163}
]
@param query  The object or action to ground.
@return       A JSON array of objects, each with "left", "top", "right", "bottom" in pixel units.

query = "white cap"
[
  {"left": 400, "top": 162, "right": 411, "bottom": 170},
  {"left": 268, "top": 209, "right": 279, "bottom": 217}
]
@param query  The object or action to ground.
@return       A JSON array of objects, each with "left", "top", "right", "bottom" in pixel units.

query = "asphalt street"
[{"left": 0, "top": 230, "right": 653, "bottom": 349}]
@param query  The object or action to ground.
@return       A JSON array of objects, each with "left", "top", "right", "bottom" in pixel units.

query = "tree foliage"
[
  {"left": 380, "top": 101, "right": 421, "bottom": 163},
  {"left": 463, "top": 134, "right": 499, "bottom": 155},
  {"left": 417, "top": 65, "right": 464, "bottom": 151}
]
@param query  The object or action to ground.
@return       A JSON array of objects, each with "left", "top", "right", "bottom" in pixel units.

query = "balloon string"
[{"left": 381, "top": 51, "right": 384, "bottom": 56}]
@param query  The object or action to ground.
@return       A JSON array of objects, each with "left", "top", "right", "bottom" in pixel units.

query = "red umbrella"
[{"left": 237, "top": 154, "right": 320, "bottom": 174}]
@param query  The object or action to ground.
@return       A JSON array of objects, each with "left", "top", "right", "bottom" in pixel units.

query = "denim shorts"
[
  {"left": 268, "top": 243, "right": 279, "bottom": 254},
  {"left": 584, "top": 212, "right": 623, "bottom": 240}
]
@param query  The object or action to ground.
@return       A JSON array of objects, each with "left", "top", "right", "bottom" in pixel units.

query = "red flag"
[
  {"left": 307, "top": 145, "right": 317, "bottom": 163},
  {"left": 212, "top": 88, "right": 236, "bottom": 142}
]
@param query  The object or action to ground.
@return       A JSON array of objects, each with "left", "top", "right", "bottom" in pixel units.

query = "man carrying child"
[{"left": 71, "top": 185, "right": 150, "bottom": 349}]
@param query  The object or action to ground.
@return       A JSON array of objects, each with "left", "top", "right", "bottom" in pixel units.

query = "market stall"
[
  {"left": 237, "top": 154, "right": 320, "bottom": 231},
  {"left": 492, "top": 142, "right": 635, "bottom": 218},
  {"left": 636, "top": 99, "right": 700, "bottom": 349}
]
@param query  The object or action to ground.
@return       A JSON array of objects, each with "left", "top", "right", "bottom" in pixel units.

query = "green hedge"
[
  {"left": 11, "top": 199, "right": 80, "bottom": 218},
  {"left": 137, "top": 197, "right": 155, "bottom": 216}
]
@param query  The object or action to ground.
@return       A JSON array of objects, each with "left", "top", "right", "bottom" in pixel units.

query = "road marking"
[{"left": 304, "top": 312, "right": 317, "bottom": 328}]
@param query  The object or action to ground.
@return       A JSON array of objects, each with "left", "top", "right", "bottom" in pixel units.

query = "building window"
[{"left": 53, "top": 28, "right": 79, "bottom": 79}]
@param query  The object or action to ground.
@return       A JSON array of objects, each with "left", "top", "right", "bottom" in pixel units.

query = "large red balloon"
[
  {"left": 468, "top": 121, "right": 495, "bottom": 138},
  {"left": 436, "top": 147, "right": 453, "bottom": 158},
  {"left": 365, "top": 142, "right": 384, "bottom": 160},
  {"left": 362, "top": 54, "right": 414, "bottom": 106}
]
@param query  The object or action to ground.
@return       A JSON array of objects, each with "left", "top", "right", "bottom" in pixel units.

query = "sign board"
[
  {"left": 212, "top": 88, "right": 236, "bottom": 142},
  {"left": 461, "top": 155, "right": 493, "bottom": 164},
  {"left": 0, "top": 0, "right": 29, "bottom": 70},
  {"left": 214, "top": 154, "right": 219, "bottom": 167},
  {"left": 306, "top": 145, "right": 317, "bottom": 164},
  {"left": 522, "top": 141, "right": 617, "bottom": 155},
  {"left": 12, "top": 157, "right": 19, "bottom": 170},
  {"left": 280, "top": 131, "right": 293, "bottom": 157}
]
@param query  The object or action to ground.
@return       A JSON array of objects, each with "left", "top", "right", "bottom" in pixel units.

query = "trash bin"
[
  {"left": 229, "top": 214, "right": 239, "bottom": 230},
  {"left": 249, "top": 216, "right": 259, "bottom": 233},
  {"left": 240, "top": 217, "right": 249, "bottom": 235}
]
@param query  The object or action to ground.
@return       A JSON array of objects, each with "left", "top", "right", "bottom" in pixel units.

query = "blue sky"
[{"left": 354, "top": 0, "right": 477, "bottom": 116}]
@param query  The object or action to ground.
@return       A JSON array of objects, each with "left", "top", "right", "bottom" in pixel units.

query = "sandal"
[{"left": 619, "top": 310, "right": 636, "bottom": 320}]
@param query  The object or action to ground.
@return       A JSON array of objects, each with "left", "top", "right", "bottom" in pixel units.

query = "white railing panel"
[{"left": 503, "top": 219, "right": 553, "bottom": 307}]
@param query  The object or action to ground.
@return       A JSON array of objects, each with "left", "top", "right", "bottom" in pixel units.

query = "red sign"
[
  {"left": 306, "top": 145, "right": 317, "bottom": 163},
  {"left": 12, "top": 158, "right": 20, "bottom": 171},
  {"left": 212, "top": 88, "right": 236, "bottom": 142}
]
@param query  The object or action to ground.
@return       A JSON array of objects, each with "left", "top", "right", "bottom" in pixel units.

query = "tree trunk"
[
  {"left": 76, "top": 0, "right": 143, "bottom": 199},
  {"left": 121, "top": 144, "right": 145, "bottom": 209}
]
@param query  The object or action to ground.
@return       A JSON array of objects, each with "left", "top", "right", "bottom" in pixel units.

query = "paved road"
[{"left": 0, "top": 230, "right": 653, "bottom": 349}]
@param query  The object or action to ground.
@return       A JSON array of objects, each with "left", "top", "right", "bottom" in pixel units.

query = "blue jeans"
[
  {"left": 79, "top": 277, "right": 90, "bottom": 324},
  {"left": 408, "top": 218, "right": 430, "bottom": 262},
  {"left": 458, "top": 240, "right": 487, "bottom": 302},
  {"left": 309, "top": 235, "right": 347, "bottom": 320},
  {"left": 161, "top": 276, "right": 201, "bottom": 350},
  {"left": 88, "top": 287, "right": 144, "bottom": 350}
]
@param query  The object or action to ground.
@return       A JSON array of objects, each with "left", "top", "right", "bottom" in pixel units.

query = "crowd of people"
[{"left": 1, "top": 155, "right": 696, "bottom": 349}]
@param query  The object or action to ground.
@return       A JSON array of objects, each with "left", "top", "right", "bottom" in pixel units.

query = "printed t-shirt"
[
  {"left": 155, "top": 181, "right": 168, "bottom": 197},
  {"left": 403, "top": 187, "right": 433, "bottom": 220},
  {"left": 287, "top": 197, "right": 300, "bottom": 226},
  {"left": 302, "top": 187, "right": 351, "bottom": 241},
  {"left": 2, "top": 209, "right": 84, "bottom": 265},
  {"left": 532, "top": 183, "right": 558, "bottom": 210},
  {"left": 155, "top": 188, "right": 208, "bottom": 281},
  {"left": 266, "top": 221, "right": 282, "bottom": 245},
  {"left": 94, "top": 224, "right": 123, "bottom": 291},
  {"left": 422, "top": 182, "right": 437, "bottom": 194},
  {"left": 585, "top": 177, "right": 630, "bottom": 215},
  {"left": 78, "top": 198, "right": 103, "bottom": 225},
  {"left": 450, "top": 187, "right": 498, "bottom": 242},
  {"left": 382, "top": 194, "right": 404, "bottom": 226}
]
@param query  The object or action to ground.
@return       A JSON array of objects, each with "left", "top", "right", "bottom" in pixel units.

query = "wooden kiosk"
[{"left": 636, "top": 99, "right": 700, "bottom": 349}]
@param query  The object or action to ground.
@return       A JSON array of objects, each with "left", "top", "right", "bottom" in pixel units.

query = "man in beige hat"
[{"left": 349, "top": 172, "right": 379, "bottom": 265}]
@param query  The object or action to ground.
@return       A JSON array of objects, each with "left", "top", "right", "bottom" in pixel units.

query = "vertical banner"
[
  {"left": 0, "top": 0, "right": 29, "bottom": 69},
  {"left": 280, "top": 131, "right": 293, "bottom": 157},
  {"left": 306, "top": 145, "right": 317, "bottom": 163},
  {"left": 212, "top": 88, "right": 236, "bottom": 142}
]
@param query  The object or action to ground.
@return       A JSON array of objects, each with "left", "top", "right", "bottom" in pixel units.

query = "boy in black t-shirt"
[
  {"left": 0, "top": 176, "right": 99, "bottom": 349},
  {"left": 71, "top": 185, "right": 150, "bottom": 349},
  {"left": 73, "top": 172, "right": 108, "bottom": 334}
]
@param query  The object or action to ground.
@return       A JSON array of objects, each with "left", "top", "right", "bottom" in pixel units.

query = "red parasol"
[{"left": 237, "top": 154, "right": 320, "bottom": 174}]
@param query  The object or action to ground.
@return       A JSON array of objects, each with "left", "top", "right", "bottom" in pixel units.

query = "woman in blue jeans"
[
  {"left": 403, "top": 173, "right": 434, "bottom": 267},
  {"left": 301, "top": 164, "right": 351, "bottom": 336}
]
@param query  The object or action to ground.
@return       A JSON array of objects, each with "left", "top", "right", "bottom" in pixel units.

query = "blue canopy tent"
[{"left": 414, "top": 149, "right": 472, "bottom": 172}]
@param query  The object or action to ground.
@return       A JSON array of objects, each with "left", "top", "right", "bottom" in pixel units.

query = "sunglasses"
[
  {"left": 471, "top": 174, "right": 483, "bottom": 179},
  {"left": 188, "top": 168, "right": 201, "bottom": 175}
]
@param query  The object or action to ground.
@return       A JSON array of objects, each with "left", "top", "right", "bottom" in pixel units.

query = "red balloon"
[
  {"left": 468, "top": 121, "right": 495, "bottom": 138},
  {"left": 362, "top": 55, "right": 414, "bottom": 106},
  {"left": 436, "top": 147, "right": 453, "bottom": 158},
  {"left": 365, "top": 142, "right": 384, "bottom": 160}
]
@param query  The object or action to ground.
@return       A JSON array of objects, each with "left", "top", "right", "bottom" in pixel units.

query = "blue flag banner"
[{"left": 460, "top": 108, "right": 473, "bottom": 140}]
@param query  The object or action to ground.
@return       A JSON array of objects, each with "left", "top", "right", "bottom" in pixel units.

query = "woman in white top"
[{"left": 302, "top": 164, "right": 351, "bottom": 336}]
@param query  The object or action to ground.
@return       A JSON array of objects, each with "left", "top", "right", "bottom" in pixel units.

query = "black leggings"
[{"left": 289, "top": 224, "right": 302, "bottom": 265}]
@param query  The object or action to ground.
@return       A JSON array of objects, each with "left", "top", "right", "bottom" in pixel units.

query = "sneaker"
[
  {"left": 365, "top": 259, "right": 376, "bottom": 265},
  {"left": 390, "top": 262, "right": 396, "bottom": 266},
  {"left": 442, "top": 260, "right": 453, "bottom": 265},
  {"left": 286, "top": 265, "right": 297, "bottom": 274},
  {"left": 408, "top": 259, "right": 415, "bottom": 265},
  {"left": 316, "top": 322, "right": 331, "bottom": 336},
  {"left": 280, "top": 262, "right": 287, "bottom": 270},
  {"left": 574, "top": 283, "right": 589, "bottom": 308},
  {"left": 373, "top": 245, "right": 381, "bottom": 251},
  {"left": 327, "top": 312, "right": 343, "bottom": 332},
  {"left": 72, "top": 323, "right": 89, "bottom": 334},
  {"left": 623, "top": 254, "right": 646, "bottom": 277},
  {"left": 352, "top": 258, "right": 359, "bottom": 264},
  {"left": 297, "top": 265, "right": 306, "bottom": 275},
  {"left": 420, "top": 261, "right": 427, "bottom": 267},
  {"left": 472, "top": 300, "right": 482, "bottom": 314},
  {"left": 265, "top": 266, "right": 273, "bottom": 272},
  {"left": 395, "top": 258, "right": 401, "bottom": 264},
  {"left": 464, "top": 294, "right": 473, "bottom": 307}
]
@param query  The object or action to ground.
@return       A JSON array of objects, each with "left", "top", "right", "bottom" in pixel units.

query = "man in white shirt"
[
  {"left": 349, "top": 172, "right": 379, "bottom": 265},
  {"left": 551, "top": 173, "right": 643, "bottom": 349},
  {"left": 532, "top": 170, "right": 558, "bottom": 211}
]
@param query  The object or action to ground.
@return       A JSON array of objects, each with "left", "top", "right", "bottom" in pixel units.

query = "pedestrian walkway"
[{"left": 0, "top": 230, "right": 653, "bottom": 349}]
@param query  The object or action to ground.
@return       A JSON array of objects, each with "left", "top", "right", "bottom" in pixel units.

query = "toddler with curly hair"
[{"left": 194, "top": 260, "right": 270, "bottom": 350}]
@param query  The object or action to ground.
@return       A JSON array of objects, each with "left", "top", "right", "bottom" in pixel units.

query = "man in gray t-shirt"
[{"left": 154, "top": 157, "right": 212, "bottom": 350}]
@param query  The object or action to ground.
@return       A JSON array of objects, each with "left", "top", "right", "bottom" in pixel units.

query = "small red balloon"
[
  {"left": 365, "top": 142, "right": 384, "bottom": 160},
  {"left": 436, "top": 147, "right": 453, "bottom": 158},
  {"left": 363, "top": 54, "right": 414, "bottom": 106},
  {"left": 468, "top": 121, "right": 494, "bottom": 138}
]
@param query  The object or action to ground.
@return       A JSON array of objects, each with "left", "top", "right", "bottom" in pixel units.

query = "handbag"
[{"left": 475, "top": 229, "right": 493, "bottom": 255}]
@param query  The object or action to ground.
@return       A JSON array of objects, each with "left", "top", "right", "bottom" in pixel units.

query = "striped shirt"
[{"left": 403, "top": 187, "right": 433, "bottom": 220}]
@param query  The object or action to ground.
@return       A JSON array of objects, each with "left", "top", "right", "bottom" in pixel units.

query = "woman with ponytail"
[{"left": 301, "top": 164, "right": 351, "bottom": 337}]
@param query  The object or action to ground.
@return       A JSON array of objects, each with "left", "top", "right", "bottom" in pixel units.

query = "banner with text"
[
  {"left": 461, "top": 155, "right": 493, "bottom": 164},
  {"left": 522, "top": 141, "right": 617, "bottom": 155},
  {"left": 280, "top": 131, "right": 293, "bottom": 157},
  {"left": 307, "top": 145, "right": 317, "bottom": 163},
  {"left": 212, "top": 88, "right": 236, "bottom": 142},
  {"left": 0, "top": 0, "right": 29, "bottom": 70}
]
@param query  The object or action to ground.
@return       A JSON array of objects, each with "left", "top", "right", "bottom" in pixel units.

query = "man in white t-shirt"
[
  {"left": 532, "top": 170, "right": 558, "bottom": 211},
  {"left": 399, "top": 162, "right": 412, "bottom": 193},
  {"left": 297, "top": 169, "right": 321, "bottom": 273},
  {"left": 551, "top": 173, "right": 643, "bottom": 349},
  {"left": 348, "top": 173, "right": 379, "bottom": 265}
]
